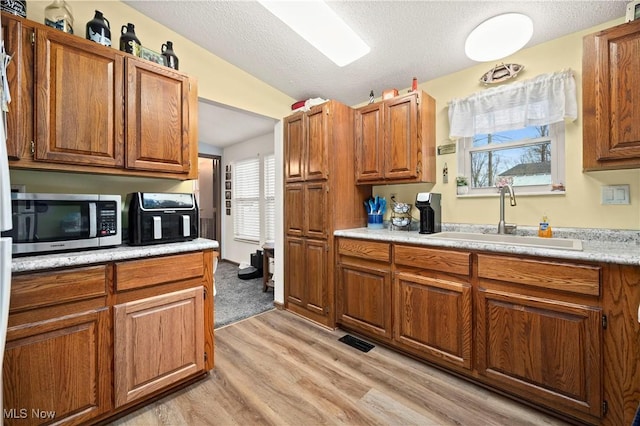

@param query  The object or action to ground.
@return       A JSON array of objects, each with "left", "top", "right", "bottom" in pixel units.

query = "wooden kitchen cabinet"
[
  {"left": 393, "top": 245, "right": 473, "bottom": 371},
  {"left": 283, "top": 100, "right": 371, "bottom": 328},
  {"left": 1, "top": 12, "right": 198, "bottom": 179},
  {"left": 583, "top": 19, "right": 640, "bottom": 170},
  {"left": 355, "top": 90, "right": 436, "bottom": 184},
  {"left": 1, "top": 13, "right": 33, "bottom": 161},
  {"left": 3, "top": 249, "right": 216, "bottom": 425},
  {"left": 476, "top": 254, "right": 603, "bottom": 424},
  {"left": 125, "top": 58, "right": 193, "bottom": 174},
  {"left": 34, "top": 26, "right": 124, "bottom": 168},
  {"left": 3, "top": 266, "right": 112, "bottom": 426},
  {"left": 114, "top": 287, "right": 204, "bottom": 407},
  {"left": 336, "top": 238, "right": 392, "bottom": 340},
  {"left": 285, "top": 237, "right": 328, "bottom": 322}
]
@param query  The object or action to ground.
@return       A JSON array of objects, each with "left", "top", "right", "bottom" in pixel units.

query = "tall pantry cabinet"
[{"left": 284, "top": 100, "right": 371, "bottom": 328}]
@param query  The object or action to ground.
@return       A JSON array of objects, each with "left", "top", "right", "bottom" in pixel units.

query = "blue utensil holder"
[{"left": 367, "top": 213, "right": 384, "bottom": 229}]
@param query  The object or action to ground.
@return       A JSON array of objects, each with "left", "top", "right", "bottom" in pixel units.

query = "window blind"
[
  {"left": 233, "top": 157, "right": 260, "bottom": 242},
  {"left": 264, "top": 154, "right": 275, "bottom": 241}
]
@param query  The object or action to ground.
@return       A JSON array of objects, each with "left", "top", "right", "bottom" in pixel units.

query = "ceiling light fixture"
[
  {"left": 257, "top": 0, "right": 370, "bottom": 67},
  {"left": 465, "top": 13, "right": 533, "bottom": 62}
]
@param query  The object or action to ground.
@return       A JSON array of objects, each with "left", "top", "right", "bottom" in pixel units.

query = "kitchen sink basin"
[{"left": 425, "top": 232, "right": 583, "bottom": 251}]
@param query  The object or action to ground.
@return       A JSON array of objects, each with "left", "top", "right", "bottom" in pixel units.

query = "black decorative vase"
[
  {"left": 161, "top": 41, "right": 179, "bottom": 70},
  {"left": 86, "top": 10, "right": 111, "bottom": 47},
  {"left": 119, "top": 23, "right": 141, "bottom": 57}
]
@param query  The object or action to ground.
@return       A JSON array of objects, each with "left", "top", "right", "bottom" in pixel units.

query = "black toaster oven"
[{"left": 124, "top": 192, "right": 198, "bottom": 245}]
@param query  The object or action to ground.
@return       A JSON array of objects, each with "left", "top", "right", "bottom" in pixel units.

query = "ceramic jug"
[
  {"left": 161, "top": 41, "right": 179, "bottom": 70},
  {"left": 120, "top": 23, "right": 141, "bottom": 57},
  {"left": 86, "top": 10, "right": 111, "bottom": 47}
]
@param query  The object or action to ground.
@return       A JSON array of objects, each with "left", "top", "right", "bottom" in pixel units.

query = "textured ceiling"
[{"left": 123, "top": 0, "right": 628, "bottom": 147}]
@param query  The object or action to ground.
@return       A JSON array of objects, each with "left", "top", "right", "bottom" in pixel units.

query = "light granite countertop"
[
  {"left": 11, "top": 238, "right": 219, "bottom": 273},
  {"left": 335, "top": 224, "right": 640, "bottom": 266}
]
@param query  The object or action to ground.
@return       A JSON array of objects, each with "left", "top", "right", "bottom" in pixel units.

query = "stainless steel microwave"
[{"left": 3, "top": 193, "right": 121, "bottom": 255}]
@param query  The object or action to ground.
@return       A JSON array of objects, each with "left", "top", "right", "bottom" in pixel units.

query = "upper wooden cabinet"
[
  {"left": 125, "top": 58, "right": 192, "bottom": 174},
  {"left": 355, "top": 90, "right": 436, "bottom": 184},
  {"left": 1, "top": 13, "right": 198, "bottom": 179},
  {"left": 35, "top": 27, "right": 125, "bottom": 168},
  {"left": 583, "top": 19, "right": 640, "bottom": 171},
  {"left": 284, "top": 103, "right": 330, "bottom": 183},
  {"left": 1, "top": 14, "right": 33, "bottom": 161}
]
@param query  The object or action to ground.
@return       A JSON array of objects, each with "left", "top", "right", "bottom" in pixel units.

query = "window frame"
[
  {"left": 457, "top": 122, "right": 565, "bottom": 196},
  {"left": 263, "top": 154, "right": 275, "bottom": 242}
]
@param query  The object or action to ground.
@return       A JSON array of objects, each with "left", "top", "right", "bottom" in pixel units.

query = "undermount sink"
[{"left": 425, "top": 232, "right": 583, "bottom": 251}]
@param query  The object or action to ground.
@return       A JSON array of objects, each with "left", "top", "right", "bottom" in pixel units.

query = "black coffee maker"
[{"left": 415, "top": 192, "right": 441, "bottom": 234}]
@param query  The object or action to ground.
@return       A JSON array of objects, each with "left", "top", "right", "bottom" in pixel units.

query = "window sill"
[{"left": 456, "top": 190, "right": 566, "bottom": 198}]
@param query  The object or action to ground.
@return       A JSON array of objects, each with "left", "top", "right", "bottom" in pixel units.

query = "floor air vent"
[{"left": 339, "top": 334, "right": 375, "bottom": 352}]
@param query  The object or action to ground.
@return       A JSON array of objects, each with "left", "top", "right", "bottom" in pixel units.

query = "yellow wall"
[{"left": 373, "top": 17, "right": 640, "bottom": 231}]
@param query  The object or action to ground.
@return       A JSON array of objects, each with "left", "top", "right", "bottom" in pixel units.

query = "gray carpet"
[{"left": 214, "top": 260, "right": 274, "bottom": 328}]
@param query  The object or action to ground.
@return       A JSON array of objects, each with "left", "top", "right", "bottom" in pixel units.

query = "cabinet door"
[
  {"left": 113, "top": 287, "right": 204, "bottom": 407},
  {"left": 476, "top": 286, "right": 602, "bottom": 420},
  {"left": 384, "top": 93, "right": 418, "bottom": 180},
  {"left": 34, "top": 28, "right": 124, "bottom": 167},
  {"left": 394, "top": 271, "right": 472, "bottom": 370},
  {"left": 583, "top": 19, "right": 640, "bottom": 170},
  {"left": 2, "top": 14, "right": 33, "bottom": 161},
  {"left": 285, "top": 237, "right": 305, "bottom": 307},
  {"left": 125, "top": 58, "right": 191, "bottom": 174},
  {"left": 337, "top": 261, "right": 391, "bottom": 339},
  {"left": 304, "top": 182, "right": 328, "bottom": 239},
  {"left": 305, "top": 104, "right": 329, "bottom": 181},
  {"left": 3, "top": 308, "right": 112, "bottom": 425},
  {"left": 284, "top": 112, "right": 305, "bottom": 182},
  {"left": 355, "top": 103, "right": 385, "bottom": 182},
  {"left": 305, "top": 239, "right": 328, "bottom": 316},
  {"left": 284, "top": 183, "right": 304, "bottom": 237}
]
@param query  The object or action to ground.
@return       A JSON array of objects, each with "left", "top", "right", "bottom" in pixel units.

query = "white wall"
[{"left": 221, "top": 133, "right": 274, "bottom": 264}]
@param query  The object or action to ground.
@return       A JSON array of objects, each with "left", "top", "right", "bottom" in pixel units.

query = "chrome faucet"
[{"left": 498, "top": 185, "right": 517, "bottom": 234}]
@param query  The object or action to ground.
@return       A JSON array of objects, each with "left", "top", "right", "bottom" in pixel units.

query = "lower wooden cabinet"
[
  {"left": 3, "top": 308, "right": 111, "bottom": 426},
  {"left": 394, "top": 271, "right": 472, "bottom": 370},
  {"left": 476, "top": 286, "right": 602, "bottom": 421},
  {"left": 334, "top": 238, "right": 610, "bottom": 425},
  {"left": 336, "top": 238, "right": 392, "bottom": 339},
  {"left": 114, "top": 287, "right": 205, "bottom": 407},
  {"left": 476, "top": 253, "right": 603, "bottom": 423},
  {"left": 3, "top": 249, "right": 216, "bottom": 425},
  {"left": 285, "top": 237, "right": 329, "bottom": 324}
]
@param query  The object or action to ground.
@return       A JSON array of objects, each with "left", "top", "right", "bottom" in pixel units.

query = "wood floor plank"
[{"left": 110, "top": 310, "right": 570, "bottom": 426}]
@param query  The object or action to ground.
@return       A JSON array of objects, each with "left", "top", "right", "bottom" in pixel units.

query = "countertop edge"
[
  {"left": 12, "top": 238, "right": 219, "bottom": 273},
  {"left": 334, "top": 228, "right": 640, "bottom": 266}
]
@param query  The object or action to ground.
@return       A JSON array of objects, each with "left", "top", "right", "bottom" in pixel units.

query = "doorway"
[{"left": 197, "top": 154, "right": 222, "bottom": 247}]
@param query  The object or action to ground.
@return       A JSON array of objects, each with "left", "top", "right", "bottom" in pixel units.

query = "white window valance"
[{"left": 448, "top": 69, "right": 577, "bottom": 139}]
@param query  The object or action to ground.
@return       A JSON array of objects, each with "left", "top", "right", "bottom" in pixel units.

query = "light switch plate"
[{"left": 601, "top": 184, "right": 630, "bottom": 205}]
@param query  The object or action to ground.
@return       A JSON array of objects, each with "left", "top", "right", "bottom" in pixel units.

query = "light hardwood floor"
[{"left": 110, "top": 309, "right": 570, "bottom": 426}]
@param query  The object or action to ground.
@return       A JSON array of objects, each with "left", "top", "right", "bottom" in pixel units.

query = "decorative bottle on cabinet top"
[
  {"left": 1, "top": 0, "right": 27, "bottom": 18},
  {"left": 161, "top": 41, "right": 179, "bottom": 70},
  {"left": 86, "top": 10, "right": 111, "bottom": 47},
  {"left": 44, "top": 0, "right": 74, "bottom": 34},
  {"left": 120, "top": 23, "right": 142, "bottom": 57}
]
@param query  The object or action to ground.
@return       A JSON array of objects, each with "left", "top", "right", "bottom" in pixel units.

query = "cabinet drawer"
[
  {"left": 10, "top": 265, "right": 108, "bottom": 312},
  {"left": 477, "top": 254, "right": 601, "bottom": 296},
  {"left": 115, "top": 252, "right": 205, "bottom": 291},
  {"left": 394, "top": 245, "right": 471, "bottom": 276},
  {"left": 338, "top": 238, "right": 391, "bottom": 262}
]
